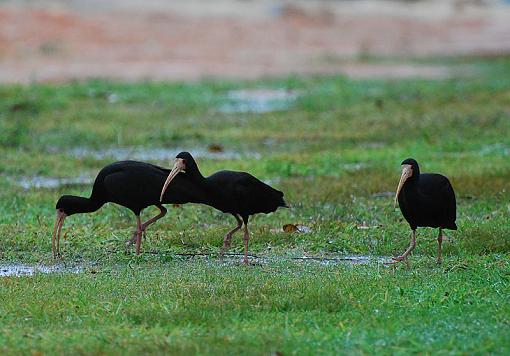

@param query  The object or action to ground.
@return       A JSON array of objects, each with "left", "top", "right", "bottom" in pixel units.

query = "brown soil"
[{"left": 1, "top": 0, "right": 510, "bottom": 83}]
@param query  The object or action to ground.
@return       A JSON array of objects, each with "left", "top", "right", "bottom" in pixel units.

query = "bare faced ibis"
[
  {"left": 390, "top": 158, "right": 457, "bottom": 265},
  {"left": 52, "top": 160, "right": 205, "bottom": 258},
  {"left": 159, "top": 152, "right": 287, "bottom": 264}
]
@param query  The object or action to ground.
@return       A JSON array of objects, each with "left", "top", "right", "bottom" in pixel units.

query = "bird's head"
[
  {"left": 159, "top": 152, "right": 199, "bottom": 202},
  {"left": 175, "top": 151, "right": 200, "bottom": 172},
  {"left": 394, "top": 158, "right": 420, "bottom": 208},
  {"left": 56, "top": 195, "right": 82, "bottom": 216}
]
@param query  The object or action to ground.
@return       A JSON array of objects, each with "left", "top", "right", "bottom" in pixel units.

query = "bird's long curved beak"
[
  {"left": 52, "top": 209, "right": 67, "bottom": 259},
  {"left": 394, "top": 164, "right": 413, "bottom": 208},
  {"left": 160, "top": 158, "right": 186, "bottom": 202}
]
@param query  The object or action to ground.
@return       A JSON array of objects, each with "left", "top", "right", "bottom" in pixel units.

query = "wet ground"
[
  {"left": 434, "top": 143, "right": 510, "bottom": 158},
  {"left": 15, "top": 175, "right": 94, "bottom": 190},
  {"left": 219, "top": 89, "right": 300, "bottom": 114},
  {"left": 2, "top": 0, "right": 510, "bottom": 83},
  {"left": 65, "top": 146, "right": 262, "bottom": 162},
  {"left": 0, "top": 254, "right": 391, "bottom": 277},
  {"left": 0, "top": 263, "right": 83, "bottom": 277}
]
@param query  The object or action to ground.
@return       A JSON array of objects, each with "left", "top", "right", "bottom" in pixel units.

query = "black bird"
[
  {"left": 390, "top": 158, "right": 457, "bottom": 265},
  {"left": 52, "top": 160, "right": 204, "bottom": 258},
  {"left": 159, "top": 152, "right": 287, "bottom": 264}
]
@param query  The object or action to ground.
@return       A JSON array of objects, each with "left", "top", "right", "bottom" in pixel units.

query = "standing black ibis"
[
  {"left": 390, "top": 158, "right": 457, "bottom": 264},
  {"left": 52, "top": 160, "right": 205, "bottom": 258},
  {"left": 159, "top": 152, "right": 287, "bottom": 264}
]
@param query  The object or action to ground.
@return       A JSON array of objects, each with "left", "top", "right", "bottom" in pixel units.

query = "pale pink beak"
[
  {"left": 52, "top": 209, "right": 67, "bottom": 259},
  {"left": 394, "top": 164, "right": 413, "bottom": 208},
  {"left": 160, "top": 158, "right": 186, "bottom": 202}
]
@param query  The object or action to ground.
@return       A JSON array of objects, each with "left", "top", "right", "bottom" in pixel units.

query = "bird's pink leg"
[
  {"left": 220, "top": 215, "right": 243, "bottom": 258},
  {"left": 56, "top": 216, "right": 64, "bottom": 257},
  {"left": 437, "top": 228, "right": 443, "bottom": 265},
  {"left": 52, "top": 210, "right": 66, "bottom": 259},
  {"left": 135, "top": 215, "right": 143, "bottom": 255},
  {"left": 243, "top": 223, "right": 250, "bottom": 265},
  {"left": 141, "top": 205, "right": 167, "bottom": 237},
  {"left": 387, "top": 230, "right": 416, "bottom": 265},
  {"left": 127, "top": 205, "right": 167, "bottom": 247}
]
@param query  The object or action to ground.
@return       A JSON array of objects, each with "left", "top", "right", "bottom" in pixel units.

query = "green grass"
[
  {"left": 1, "top": 259, "right": 509, "bottom": 355},
  {"left": 0, "top": 56, "right": 509, "bottom": 355}
]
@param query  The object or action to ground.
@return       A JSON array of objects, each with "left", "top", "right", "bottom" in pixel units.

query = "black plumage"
[
  {"left": 391, "top": 158, "right": 457, "bottom": 264},
  {"left": 52, "top": 160, "right": 204, "bottom": 257},
  {"left": 159, "top": 152, "right": 287, "bottom": 264}
]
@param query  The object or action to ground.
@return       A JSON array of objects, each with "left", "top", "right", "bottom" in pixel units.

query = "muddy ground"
[{"left": 1, "top": 0, "right": 510, "bottom": 83}]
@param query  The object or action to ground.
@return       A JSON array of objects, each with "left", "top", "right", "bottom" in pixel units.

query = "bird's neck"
[
  {"left": 72, "top": 196, "right": 104, "bottom": 214},
  {"left": 186, "top": 167, "right": 206, "bottom": 185},
  {"left": 403, "top": 175, "right": 420, "bottom": 193},
  {"left": 182, "top": 171, "right": 213, "bottom": 205}
]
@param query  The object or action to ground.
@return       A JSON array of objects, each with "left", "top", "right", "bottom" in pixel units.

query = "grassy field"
[{"left": 0, "top": 57, "right": 509, "bottom": 355}]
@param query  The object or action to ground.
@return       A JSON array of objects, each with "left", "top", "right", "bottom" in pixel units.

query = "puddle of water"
[
  {"left": 372, "top": 191, "right": 394, "bottom": 198},
  {"left": 262, "top": 176, "right": 282, "bottom": 186},
  {"left": 479, "top": 143, "right": 510, "bottom": 156},
  {"left": 65, "top": 146, "right": 261, "bottom": 161},
  {"left": 292, "top": 255, "right": 388, "bottom": 265},
  {"left": 341, "top": 162, "right": 367, "bottom": 171},
  {"left": 356, "top": 223, "right": 382, "bottom": 230},
  {"left": 0, "top": 256, "right": 391, "bottom": 277},
  {"left": 360, "top": 142, "right": 386, "bottom": 149},
  {"left": 14, "top": 145, "right": 263, "bottom": 189},
  {"left": 435, "top": 143, "right": 510, "bottom": 158},
  {"left": 0, "top": 264, "right": 83, "bottom": 277},
  {"left": 15, "top": 176, "right": 94, "bottom": 190},
  {"left": 218, "top": 88, "right": 300, "bottom": 113},
  {"left": 172, "top": 252, "right": 389, "bottom": 266}
]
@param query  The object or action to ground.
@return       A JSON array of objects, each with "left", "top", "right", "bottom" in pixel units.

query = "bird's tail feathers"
[
  {"left": 280, "top": 198, "right": 290, "bottom": 208},
  {"left": 443, "top": 222, "right": 457, "bottom": 230}
]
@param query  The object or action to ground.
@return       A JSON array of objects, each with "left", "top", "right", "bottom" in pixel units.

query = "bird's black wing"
[
  {"left": 419, "top": 173, "right": 457, "bottom": 229},
  {"left": 230, "top": 172, "right": 285, "bottom": 216},
  {"left": 441, "top": 178, "right": 457, "bottom": 229},
  {"left": 101, "top": 162, "right": 164, "bottom": 211}
]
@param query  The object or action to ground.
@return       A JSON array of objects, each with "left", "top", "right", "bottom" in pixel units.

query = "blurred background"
[
  {"left": 1, "top": 4, "right": 510, "bottom": 352},
  {"left": 2, "top": 0, "right": 510, "bottom": 83}
]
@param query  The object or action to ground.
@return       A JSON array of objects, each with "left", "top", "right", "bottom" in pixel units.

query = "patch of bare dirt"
[{"left": 1, "top": 0, "right": 510, "bottom": 83}]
